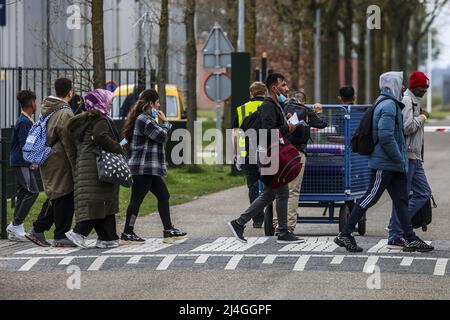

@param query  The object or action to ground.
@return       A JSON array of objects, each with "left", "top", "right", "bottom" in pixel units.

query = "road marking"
[
  {"left": 367, "top": 239, "right": 388, "bottom": 253},
  {"left": 293, "top": 255, "right": 311, "bottom": 271},
  {"left": 127, "top": 255, "right": 143, "bottom": 264},
  {"left": 18, "top": 257, "right": 41, "bottom": 272},
  {"left": 434, "top": 259, "right": 448, "bottom": 276},
  {"left": 194, "top": 254, "right": 210, "bottom": 264},
  {"left": 59, "top": 257, "right": 75, "bottom": 265},
  {"left": 87, "top": 256, "right": 109, "bottom": 271},
  {"left": 15, "top": 247, "right": 80, "bottom": 255},
  {"left": 262, "top": 255, "right": 277, "bottom": 265},
  {"left": 330, "top": 255, "right": 345, "bottom": 265},
  {"left": 103, "top": 238, "right": 179, "bottom": 254},
  {"left": 400, "top": 257, "right": 414, "bottom": 267},
  {"left": 363, "top": 256, "right": 379, "bottom": 273},
  {"left": 225, "top": 255, "right": 244, "bottom": 270},
  {"left": 191, "top": 237, "right": 267, "bottom": 252},
  {"left": 156, "top": 254, "right": 177, "bottom": 271}
]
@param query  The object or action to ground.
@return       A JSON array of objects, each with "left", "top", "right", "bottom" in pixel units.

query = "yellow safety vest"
[{"left": 236, "top": 99, "right": 264, "bottom": 158}]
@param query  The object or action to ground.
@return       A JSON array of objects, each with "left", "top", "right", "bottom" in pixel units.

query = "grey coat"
[{"left": 402, "top": 89, "right": 427, "bottom": 161}]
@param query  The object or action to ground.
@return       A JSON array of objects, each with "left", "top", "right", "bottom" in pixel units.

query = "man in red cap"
[{"left": 387, "top": 71, "right": 432, "bottom": 247}]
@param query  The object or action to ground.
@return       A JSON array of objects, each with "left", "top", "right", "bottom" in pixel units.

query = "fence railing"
[{"left": 0, "top": 67, "right": 145, "bottom": 130}]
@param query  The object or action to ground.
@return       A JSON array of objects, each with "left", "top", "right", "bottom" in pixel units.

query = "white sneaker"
[
  {"left": 6, "top": 223, "right": 27, "bottom": 241},
  {"left": 95, "top": 240, "right": 120, "bottom": 249},
  {"left": 65, "top": 230, "right": 88, "bottom": 249}
]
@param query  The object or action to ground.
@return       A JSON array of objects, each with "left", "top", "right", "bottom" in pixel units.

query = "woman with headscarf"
[{"left": 65, "top": 89, "right": 124, "bottom": 249}]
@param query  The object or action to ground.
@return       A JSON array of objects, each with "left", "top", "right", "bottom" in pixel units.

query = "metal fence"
[{"left": 0, "top": 67, "right": 145, "bottom": 130}]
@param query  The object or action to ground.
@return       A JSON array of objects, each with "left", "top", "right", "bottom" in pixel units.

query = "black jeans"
[
  {"left": 33, "top": 192, "right": 74, "bottom": 240},
  {"left": 13, "top": 167, "right": 39, "bottom": 226},
  {"left": 74, "top": 214, "right": 119, "bottom": 241},
  {"left": 124, "top": 175, "right": 173, "bottom": 233},
  {"left": 342, "top": 169, "right": 416, "bottom": 241},
  {"left": 244, "top": 164, "right": 264, "bottom": 225}
]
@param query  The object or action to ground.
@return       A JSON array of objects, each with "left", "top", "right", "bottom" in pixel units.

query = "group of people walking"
[
  {"left": 229, "top": 71, "right": 434, "bottom": 253},
  {"left": 6, "top": 69, "right": 435, "bottom": 254},
  {"left": 7, "top": 78, "right": 186, "bottom": 249}
]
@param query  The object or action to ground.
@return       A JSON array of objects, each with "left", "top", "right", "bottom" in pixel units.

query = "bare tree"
[
  {"left": 185, "top": 0, "right": 197, "bottom": 164},
  {"left": 158, "top": 0, "right": 169, "bottom": 114},
  {"left": 92, "top": 0, "right": 106, "bottom": 89}
]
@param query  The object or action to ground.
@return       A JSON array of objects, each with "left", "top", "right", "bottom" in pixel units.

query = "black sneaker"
[
  {"left": 334, "top": 233, "right": 363, "bottom": 252},
  {"left": 120, "top": 232, "right": 146, "bottom": 245},
  {"left": 387, "top": 237, "right": 406, "bottom": 248},
  {"left": 277, "top": 232, "right": 305, "bottom": 244},
  {"left": 228, "top": 220, "right": 247, "bottom": 243},
  {"left": 25, "top": 227, "right": 51, "bottom": 247},
  {"left": 163, "top": 228, "right": 187, "bottom": 244},
  {"left": 403, "top": 237, "right": 434, "bottom": 253}
]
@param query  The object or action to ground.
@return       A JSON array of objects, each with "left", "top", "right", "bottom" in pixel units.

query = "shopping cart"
[{"left": 264, "top": 105, "right": 372, "bottom": 236}]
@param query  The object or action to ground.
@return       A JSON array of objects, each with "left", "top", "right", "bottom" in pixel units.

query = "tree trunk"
[
  {"left": 356, "top": 19, "right": 366, "bottom": 104},
  {"left": 245, "top": 0, "right": 257, "bottom": 57},
  {"left": 226, "top": 0, "right": 239, "bottom": 48},
  {"left": 371, "top": 29, "right": 384, "bottom": 101},
  {"left": 290, "top": 24, "right": 301, "bottom": 92},
  {"left": 92, "top": 0, "right": 106, "bottom": 89},
  {"left": 302, "top": 1, "right": 316, "bottom": 102},
  {"left": 158, "top": 0, "right": 169, "bottom": 114},
  {"left": 344, "top": 0, "right": 353, "bottom": 86},
  {"left": 185, "top": 0, "right": 197, "bottom": 165}
]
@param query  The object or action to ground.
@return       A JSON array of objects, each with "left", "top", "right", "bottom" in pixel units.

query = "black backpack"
[
  {"left": 351, "top": 97, "right": 392, "bottom": 155},
  {"left": 412, "top": 195, "right": 437, "bottom": 232}
]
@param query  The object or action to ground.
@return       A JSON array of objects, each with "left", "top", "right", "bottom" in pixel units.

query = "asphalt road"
[{"left": 1, "top": 129, "right": 449, "bottom": 300}]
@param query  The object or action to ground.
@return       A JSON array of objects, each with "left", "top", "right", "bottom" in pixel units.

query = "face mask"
[
  {"left": 151, "top": 107, "right": 158, "bottom": 118},
  {"left": 276, "top": 90, "right": 287, "bottom": 104}
]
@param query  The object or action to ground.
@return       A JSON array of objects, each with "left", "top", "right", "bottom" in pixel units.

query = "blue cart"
[{"left": 264, "top": 105, "right": 372, "bottom": 236}]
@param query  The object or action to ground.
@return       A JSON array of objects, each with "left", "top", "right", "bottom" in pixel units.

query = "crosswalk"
[{"left": 0, "top": 237, "right": 449, "bottom": 276}]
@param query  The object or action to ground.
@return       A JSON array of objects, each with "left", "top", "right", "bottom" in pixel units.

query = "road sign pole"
[{"left": 215, "top": 73, "right": 222, "bottom": 165}]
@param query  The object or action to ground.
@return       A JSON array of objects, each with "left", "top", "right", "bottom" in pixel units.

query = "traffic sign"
[
  {"left": 204, "top": 72, "right": 231, "bottom": 102},
  {"left": 202, "top": 23, "right": 235, "bottom": 69},
  {"left": 105, "top": 80, "right": 119, "bottom": 93}
]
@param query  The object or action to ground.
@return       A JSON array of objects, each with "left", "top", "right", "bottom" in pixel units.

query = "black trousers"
[
  {"left": 124, "top": 175, "right": 173, "bottom": 233},
  {"left": 13, "top": 167, "right": 39, "bottom": 226},
  {"left": 73, "top": 214, "right": 119, "bottom": 241},
  {"left": 244, "top": 164, "right": 264, "bottom": 224},
  {"left": 33, "top": 192, "right": 74, "bottom": 240}
]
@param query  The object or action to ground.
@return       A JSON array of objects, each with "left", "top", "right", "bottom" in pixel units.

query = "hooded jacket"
[
  {"left": 369, "top": 72, "right": 408, "bottom": 173},
  {"left": 68, "top": 111, "right": 123, "bottom": 223},
  {"left": 402, "top": 89, "right": 426, "bottom": 161},
  {"left": 39, "top": 96, "right": 77, "bottom": 200}
]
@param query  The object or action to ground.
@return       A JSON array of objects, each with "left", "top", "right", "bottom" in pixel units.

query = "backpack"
[
  {"left": 351, "top": 97, "right": 392, "bottom": 155},
  {"left": 412, "top": 195, "right": 436, "bottom": 232},
  {"left": 259, "top": 132, "right": 303, "bottom": 189},
  {"left": 22, "top": 106, "right": 70, "bottom": 165}
]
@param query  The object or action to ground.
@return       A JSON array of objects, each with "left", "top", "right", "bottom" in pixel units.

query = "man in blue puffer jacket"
[{"left": 334, "top": 71, "right": 434, "bottom": 253}]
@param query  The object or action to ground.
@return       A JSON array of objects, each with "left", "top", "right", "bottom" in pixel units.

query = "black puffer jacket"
[
  {"left": 284, "top": 100, "right": 328, "bottom": 153},
  {"left": 68, "top": 111, "right": 124, "bottom": 223}
]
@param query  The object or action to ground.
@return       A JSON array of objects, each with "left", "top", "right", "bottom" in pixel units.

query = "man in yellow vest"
[{"left": 233, "top": 81, "right": 266, "bottom": 228}]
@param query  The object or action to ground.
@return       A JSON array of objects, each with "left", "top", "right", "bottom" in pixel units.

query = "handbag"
[{"left": 95, "top": 119, "right": 133, "bottom": 188}]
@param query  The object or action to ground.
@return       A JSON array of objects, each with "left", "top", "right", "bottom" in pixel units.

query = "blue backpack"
[{"left": 22, "top": 106, "right": 70, "bottom": 165}]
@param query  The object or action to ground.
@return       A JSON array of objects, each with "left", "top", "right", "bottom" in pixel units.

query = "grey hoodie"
[{"left": 402, "top": 89, "right": 427, "bottom": 161}]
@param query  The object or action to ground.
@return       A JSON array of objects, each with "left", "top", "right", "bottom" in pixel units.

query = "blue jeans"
[
  {"left": 342, "top": 169, "right": 416, "bottom": 241},
  {"left": 388, "top": 159, "right": 431, "bottom": 242}
]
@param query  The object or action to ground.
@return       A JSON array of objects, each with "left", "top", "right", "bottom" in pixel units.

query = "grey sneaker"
[
  {"left": 52, "top": 237, "right": 77, "bottom": 248},
  {"left": 25, "top": 227, "right": 51, "bottom": 247},
  {"left": 96, "top": 240, "right": 120, "bottom": 249},
  {"left": 65, "top": 230, "right": 88, "bottom": 249},
  {"left": 277, "top": 232, "right": 305, "bottom": 244}
]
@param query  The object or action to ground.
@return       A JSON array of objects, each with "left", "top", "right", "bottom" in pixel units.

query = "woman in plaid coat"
[{"left": 121, "top": 89, "right": 187, "bottom": 244}]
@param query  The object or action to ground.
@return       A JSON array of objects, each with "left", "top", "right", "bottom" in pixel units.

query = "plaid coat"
[{"left": 127, "top": 113, "right": 172, "bottom": 176}]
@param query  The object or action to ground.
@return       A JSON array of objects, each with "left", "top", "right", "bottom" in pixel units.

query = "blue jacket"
[
  {"left": 368, "top": 92, "right": 408, "bottom": 173},
  {"left": 10, "top": 114, "right": 33, "bottom": 167}
]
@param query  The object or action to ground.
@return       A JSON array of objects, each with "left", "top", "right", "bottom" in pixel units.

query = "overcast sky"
[{"left": 434, "top": 6, "right": 450, "bottom": 69}]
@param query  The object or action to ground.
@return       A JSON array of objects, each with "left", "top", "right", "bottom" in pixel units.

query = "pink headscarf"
[{"left": 84, "top": 89, "right": 114, "bottom": 119}]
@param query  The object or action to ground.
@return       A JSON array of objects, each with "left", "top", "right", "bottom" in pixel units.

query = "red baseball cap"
[{"left": 409, "top": 71, "right": 430, "bottom": 89}]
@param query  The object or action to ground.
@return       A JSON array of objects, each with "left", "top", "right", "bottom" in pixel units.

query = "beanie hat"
[{"left": 409, "top": 71, "right": 429, "bottom": 89}]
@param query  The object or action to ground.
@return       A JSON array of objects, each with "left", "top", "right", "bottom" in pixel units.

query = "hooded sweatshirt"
[
  {"left": 369, "top": 72, "right": 408, "bottom": 173},
  {"left": 39, "top": 96, "right": 77, "bottom": 200}
]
